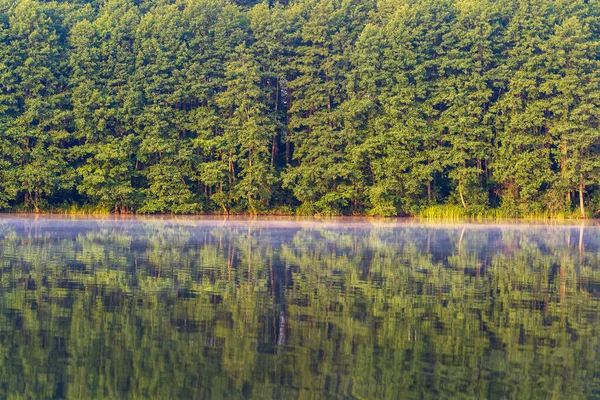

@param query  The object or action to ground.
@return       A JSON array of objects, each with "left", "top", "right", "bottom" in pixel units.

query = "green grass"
[
  {"left": 419, "top": 205, "right": 469, "bottom": 219},
  {"left": 9, "top": 204, "right": 113, "bottom": 215},
  {"left": 1, "top": 201, "right": 591, "bottom": 220},
  {"left": 418, "top": 204, "right": 584, "bottom": 220}
]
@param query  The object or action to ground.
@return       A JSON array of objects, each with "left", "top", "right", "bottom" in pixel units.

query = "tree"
[
  {"left": 0, "top": 0, "right": 72, "bottom": 211},
  {"left": 217, "top": 44, "right": 276, "bottom": 213},
  {"left": 70, "top": 0, "right": 140, "bottom": 211},
  {"left": 541, "top": 16, "right": 600, "bottom": 217},
  {"left": 282, "top": 0, "right": 373, "bottom": 215},
  {"left": 491, "top": 0, "right": 558, "bottom": 215}
]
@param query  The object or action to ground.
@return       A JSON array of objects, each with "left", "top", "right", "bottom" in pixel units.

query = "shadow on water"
[{"left": 0, "top": 217, "right": 598, "bottom": 398}]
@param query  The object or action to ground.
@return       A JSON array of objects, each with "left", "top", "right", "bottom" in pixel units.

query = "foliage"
[{"left": 0, "top": 0, "right": 598, "bottom": 216}]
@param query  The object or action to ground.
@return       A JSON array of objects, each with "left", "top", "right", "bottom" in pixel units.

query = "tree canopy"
[{"left": 0, "top": 0, "right": 599, "bottom": 216}]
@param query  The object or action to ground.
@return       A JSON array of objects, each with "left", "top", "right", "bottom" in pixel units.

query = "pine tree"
[
  {"left": 218, "top": 44, "right": 276, "bottom": 212},
  {"left": 437, "top": 0, "right": 500, "bottom": 210},
  {"left": 0, "top": 0, "right": 72, "bottom": 211},
  {"left": 282, "top": 0, "right": 372, "bottom": 215},
  {"left": 70, "top": 0, "right": 140, "bottom": 211},
  {"left": 491, "top": 0, "right": 558, "bottom": 214},
  {"left": 542, "top": 15, "right": 600, "bottom": 217}
]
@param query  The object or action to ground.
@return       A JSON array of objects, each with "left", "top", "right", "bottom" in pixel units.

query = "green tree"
[
  {"left": 69, "top": 0, "right": 140, "bottom": 211},
  {"left": 282, "top": 0, "right": 373, "bottom": 215},
  {"left": 542, "top": 16, "right": 600, "bottom": 217},
  {"left": 491, "top": 0, "right": 558, "bottom": 214},
  {"left": 0, "top": 0, "right": 72, "bottom": 211},
  {"left": 218, "top": 44, "right": 276, "bottom": 213}
]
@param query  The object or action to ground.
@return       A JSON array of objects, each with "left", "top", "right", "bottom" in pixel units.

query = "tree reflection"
[{"left": 0, "top": 220, "right": 597, "bottom": 398}]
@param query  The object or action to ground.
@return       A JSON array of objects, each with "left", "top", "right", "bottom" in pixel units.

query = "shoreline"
[
  {"left": 0, "top": 212, "right": 595, "bottom": 229},
  {"left": 3, "top": 203, "right": 591, "bottom": 221}
]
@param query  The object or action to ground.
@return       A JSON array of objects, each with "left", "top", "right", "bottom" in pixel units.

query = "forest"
[{"left": 0, "top": 0, "right": 599, "bottom": 216}]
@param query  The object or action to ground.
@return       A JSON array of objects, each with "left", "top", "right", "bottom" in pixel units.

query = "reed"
[{"left": 418, "top": 205, "right": 583, "bottom": 220}]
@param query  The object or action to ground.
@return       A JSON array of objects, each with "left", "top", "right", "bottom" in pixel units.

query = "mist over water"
[{"left": 0, "top": 217, "right": 598, "bottom": 399}]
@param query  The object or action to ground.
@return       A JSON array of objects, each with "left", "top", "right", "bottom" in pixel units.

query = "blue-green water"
[{"left": 0, "top": 217, "right": 598, "bottom": 398}]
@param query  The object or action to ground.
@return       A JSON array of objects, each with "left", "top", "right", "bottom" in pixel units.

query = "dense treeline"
[{"left": 0, "top": 0, "right": 599, "bottom": 216}]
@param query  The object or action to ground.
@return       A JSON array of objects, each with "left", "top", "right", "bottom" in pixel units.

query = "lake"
[{"left": 0, "top": 216, "right": 598, "bottom": 399}]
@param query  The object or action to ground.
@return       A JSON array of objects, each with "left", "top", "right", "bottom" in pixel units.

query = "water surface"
[{"left": 0, "top": 217, "right": 598, "bottom": 399}]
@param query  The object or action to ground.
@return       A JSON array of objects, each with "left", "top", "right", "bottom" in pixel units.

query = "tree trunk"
[
  {"left": 459, "top": 182, "right": 467, "bottom": 209},
  {"left": 427, "top": 181, "right": 431, "bottom": 203},
  {"left": 562, "top": 136, "right": 570, "bottom": 207},
  {"left": 579, "top": 174, "right": 585, "bottom": 218},
  {"left": 271, "top": 131, "right": 278, "bottom": 167}
]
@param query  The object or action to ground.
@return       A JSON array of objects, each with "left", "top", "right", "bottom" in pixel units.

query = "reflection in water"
[{"left": 0, "top": 218, "right": 598, "bottom": 398}]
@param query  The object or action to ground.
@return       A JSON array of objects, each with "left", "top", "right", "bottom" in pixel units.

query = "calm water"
[{"left": 0, "top": 217, "right": 598, "bottom": 399}]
